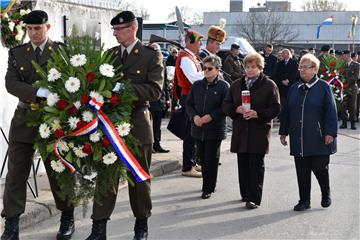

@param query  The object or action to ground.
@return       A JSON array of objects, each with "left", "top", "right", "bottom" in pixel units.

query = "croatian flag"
[{"left": 316, "top": 16, "right": 333, "bottom": 39}]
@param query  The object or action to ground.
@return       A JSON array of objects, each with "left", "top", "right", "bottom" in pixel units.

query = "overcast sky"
[{"left": 129, "top": 0, "right": 360, "bottom": 21}]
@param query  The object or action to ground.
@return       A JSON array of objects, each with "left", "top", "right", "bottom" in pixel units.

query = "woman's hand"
[
  {"left": 193, "top": 115, "right": 203, "bottom": 127},
  {"left": 243, "top": 110, "right": 258, "bottom": 120},
  {"left": 236, "top": 105, "right": 247, "bottom": 114},
  {"left": 324, "top": 135, "right": 334, "bottom": 145},
  {"left": 201, "top": 114, "right": 212, "bottom": 124},
  {"left": 280, "top": 135, "right": 288, "bottom": 146}
]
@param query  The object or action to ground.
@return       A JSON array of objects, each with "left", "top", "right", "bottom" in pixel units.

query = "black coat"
[
  {"left": 262, "top": 53, "right": 277, "bottom": 78},
  {"left": 272, "top": 58, "right": 299, "bottom": 98},
  {"left": 186, "top": 77, "right": 229, "bottom": 140}
]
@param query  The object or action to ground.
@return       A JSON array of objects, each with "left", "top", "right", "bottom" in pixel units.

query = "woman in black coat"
[{"left": 186, "top": 55, "right": 229, "bottom": 199}]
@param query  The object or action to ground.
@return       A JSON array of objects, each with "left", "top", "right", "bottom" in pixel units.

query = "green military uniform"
[
  {"left": 2, "top": 40, "right": 73, "bottom": 218},
  {"left": 91, "top": 40, "right": 164, "bottom": 220},
  {"left": 222, "top": 54, "right": 244, "bottom": 83}
]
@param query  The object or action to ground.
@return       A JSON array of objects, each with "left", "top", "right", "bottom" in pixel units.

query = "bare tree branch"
[{"left": 301, "top": 0, "right": 346, "bottom": 11}]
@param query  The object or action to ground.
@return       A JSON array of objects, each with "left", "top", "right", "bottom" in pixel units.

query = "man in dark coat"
[
  {"left": 2, "top": 10, "right": 75, "bottom": 240},
  {"left": 272, "top": 49, "right": 299, "bottom": 107},
  {"left": 262, "top": 44, "right": 277, "bottom": 78},
  {"left": 223, "top": 43, "right": 244, "bottom": 83},
  {"left": 86, "top": 11, "right": 163, "bottom": 240}
]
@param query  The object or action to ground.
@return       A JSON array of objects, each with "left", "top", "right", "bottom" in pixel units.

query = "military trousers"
[{"left": 91, "top": 144, "right": 152, "bottom": 220}]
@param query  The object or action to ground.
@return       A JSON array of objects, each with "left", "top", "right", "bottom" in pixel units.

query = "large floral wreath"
[
  {"left": 319, "top": 55, "right": 347, "bottom": 105},
  {"left": 27, "top": 35, "right": 146, "bottom": 206}
]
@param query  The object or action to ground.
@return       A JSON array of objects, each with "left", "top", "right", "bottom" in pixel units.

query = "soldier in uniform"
[
  {"left": 223, "top": 43, "right": 244, "bottom": 83},
  {"left": 340, "top": 50, "right": 360, "bottom": 130},
  {"left": 84, "top": 11, "right": 163, "bottom": 240},
  {"left": 1, "top": 10, "right": 75, "bottom": 240},
  {"left": 199, "top": 25, "right": 226, "bottom": 59}
]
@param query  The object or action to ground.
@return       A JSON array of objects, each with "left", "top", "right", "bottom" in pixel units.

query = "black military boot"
[
  {"left": 57, "top": 211, "right": 75, "bottom": 240},
  {"left": 1, "top": 216, "right": 19, "bottom": 240},
  {"left": 339, "top": 121, "right": 347, "bottom": 129},
  {"left": 351, "top": 121, "right": 357, "bottom": 130},
  {"left": 85, "top": 219, "right": 107, "bottom": 240},
  {"left": 133, "top": 218, "right": 148, "bottom": 240}
]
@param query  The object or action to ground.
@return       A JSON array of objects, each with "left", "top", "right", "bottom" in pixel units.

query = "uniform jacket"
[
  {"left": 223, "top": 73, "right": 280, "bottom": 154},
  {"left": 222, "top": 54, "right": 244, "bottom": 83},
  {"left": 279, "top": 76, "right": 338, "bottom": 157},
  {"left": 109, "top": 40, "right": 164, "bottom": 145},
  {"left": 345, "top": 61, "right": 360, "bottom": 95},
  {"left": 272, "top": 58, "right": 299, "bottom": 98},
  {"left": 186, "top": 77, "right": 229, "bottom": 140},
  {"left": 5, "top": 40, "right": 63, "bottom": 143}
]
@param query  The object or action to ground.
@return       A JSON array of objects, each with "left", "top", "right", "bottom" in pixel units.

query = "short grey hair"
[
  {"left": 203, "top": 55, "right": 222, "bottom": 69},
  {"left": 299, "top": 53, "right": 320, "bottom": 71}
]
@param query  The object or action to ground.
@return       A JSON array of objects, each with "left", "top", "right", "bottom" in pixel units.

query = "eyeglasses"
[
  {"left": 203, "top": 66, "right": 215, "bottom": 71},
  {"left": 298, "top": 65, "right": 315, "bottom": 70}
]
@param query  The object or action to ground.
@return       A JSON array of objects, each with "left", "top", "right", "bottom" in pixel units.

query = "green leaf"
[
  {"left": 101, "top": 90, "right": 112, "bottom": 98},
  {"left": 44, "top": 106, "right": 59, "bottom": 113},
  {"left": 98, "top": 79, "right": 106, "bottom": 92},
  {"left": 46, "top": 142, "right": 55, "bottom": 153}
]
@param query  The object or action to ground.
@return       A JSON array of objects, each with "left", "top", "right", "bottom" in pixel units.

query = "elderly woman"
[
  {"left": 279, "top": 53, "right": 337, "bottom": 211},
  {"left": 186, "top": 55, "right": 229, "bottom": 199},
  {"left": 223, "top": 52, "right": 280, "bottom": 209}
]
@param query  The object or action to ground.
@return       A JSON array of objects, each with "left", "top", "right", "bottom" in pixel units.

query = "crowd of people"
[{"left": 2, "top": 8, "right": 359, "bottom": 240}]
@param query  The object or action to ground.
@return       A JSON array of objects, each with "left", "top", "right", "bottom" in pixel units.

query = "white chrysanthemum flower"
[
  {"left": 116, "top": 122, "right": 131, "bottom": 137},
  {"left": 65, "top": 77, "right": 80, "bottom": 93},
  {"left": 68, "top": 117, "right": 80, "bottom": 130},
  {"left": 20, "top": 9, "right": 27, "bottom": 16},
  {"left": 47, "top": 92, "right": 59, "bottom": 107},
  {"left": 73, "top": 146, "right": 88, "bottom": 158},
  {"left": 68, "top": 142, "right": 75, "bottom": 149},
  {"left": 82, "top": 111, "right": 93, "bottom": 122},
  {"left": 39, "top": 123, "right": 51, "bottom": 139},
  {"left": 15, "top": 30, "right": 24, "bottom": 41},
  {"left": 99, "top": 63, "right": 115, "bottom": 77},
  {"left": 50, "top": 160, "right": 65, "bottom": 173},
  {"left": 103, "top": 152, "right": 117, "bottom": 165},
  {"left": 57, "top": 140, "right": 69, "bottom": 153},
  {"left": 26, "top": 9, "right": 31, "bottom": 14},
  {"left": 3, "top": 13, "right": 9, "bottom": 19},
  {"left": 74, "top": 101, "right": 81, "bottom": 109},
  {"left": 8, "top": 21, "right": 15, "bottom": 31},
  {"left": 89, "top": 132, "right": 100, "bottom": 142},
  {"left": 83, "top": 172, "right": 97, "bottom": 181},
  {"left": 51, "top": 119, "right": 61, "bottom": 131},
  {"left": 47, "top": 68, "right": 61, "bottom": 82},
  {"left": 89, "top": 91, "right": 104, "bottom": 104},
  {"left": 70, "top": 54, "right": 87, "bottom": 67}
]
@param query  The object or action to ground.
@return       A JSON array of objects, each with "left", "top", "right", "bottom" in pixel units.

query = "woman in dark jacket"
[
  {"left": 186, "top": 55, "right": 229, "bottom": 199},
  {"left": 223, "top": 52, "right": 280, "bottom": 209},
  {"left": 279, "top": 53, "right": 337, "bottom": 211}
]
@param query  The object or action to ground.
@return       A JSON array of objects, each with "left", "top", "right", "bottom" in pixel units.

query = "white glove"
[
  {"left": 112, "top": 82, "right": 123, "bottom": 93},
  {"left": 37, "top": 88, "right": 50, "bottom": 98}
]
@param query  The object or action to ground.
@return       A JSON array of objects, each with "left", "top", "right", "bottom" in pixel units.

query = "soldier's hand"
[
  {"left": 280, "top": 135, "right": 288, "bottom": 146},
  {"left": 324, "top": 135, "right": 334, "bottom": 145}
]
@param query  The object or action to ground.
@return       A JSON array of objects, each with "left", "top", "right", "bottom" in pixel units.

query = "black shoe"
[
  {"left": 339, "top": 122, "right": 347, "bottom": 129},
  {"left": 153, "top": 145, "right": 170, "bottom": 153},
  {"left": 133, "top": 218, "right": 148, "bottom": 240},
  {"left": 85, "top": 219, "right": 107, "bottom": 240},
  {"left": 351, "top": 122, "right": 357, "bottom": 130},
  {"left": 293, "top": 201, "right": 311, "bottom": 211},
  {"left": 201, "top": 192, "right": 211, "bottom": 199},
  {"left": 321, "top": 196, "right": 332, "bottom": 208},
  {"left": 245, "top": 202, "right": 258, "bottom": 209},
  {"left": 1, "top": 216, "right": 19, "bottom": 240},
  {"left": 57, "top": 211, "right": 75, "bottom": 240}
]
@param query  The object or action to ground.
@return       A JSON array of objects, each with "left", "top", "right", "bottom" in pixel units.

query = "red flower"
[
  {"left": 330, "top": 61, "right": 336, "bottom": 67},
  {"left": 109, "top": 95, "right": 119, "bottom": 107},
  {"left": 76, "top": 120, "right": 87, "bottom": 130},
  {"left": 330, "top": 72, "right": 337, "bottom": 78},
  {"left": 339, "top": 68, "right": 345, "bottom": 73},
  {"left": 102, "top": 136, "right": 111, "bottom": 147},
  {"left": 322, "top": 67, "right": 327, "bottom": 72},
  {"left": 86, "top": 72, "right": 96, "bottom": 83},
  {"left": 81, "top": 95, "right": 90, "bottom": 104},
  {"left": 13, "top": 19, "right": 20, "bottom": 25},
  {"left": 343, "top": 82, "right": 347, "bottom": 89},
  {"left": 82, "top": 144, "right": 92, "bottom": 154},
  {"left": 68, "top": 106, "right": 78, "bottom": 115},
  {"left": 57, "top": 99, "right": 68, "bottom": 110},
  {"left": 54, "top": 129, "right": 65, "bottom": 138}
]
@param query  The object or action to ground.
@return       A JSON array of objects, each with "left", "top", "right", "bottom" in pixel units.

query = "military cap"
[
  {"left": 320, "top": 45, "right": 330, "bottom": 52},
  {"left": 185, "top": 30, "right": 203, "bottom": 43},
  {"left": 111, "top": 11, "right": 136, "bottom": 25},
  {"left": 207, "top": 26, "right": 226, "bottom": 43},
  {"left": 231, "top": 43, "right": 240, "bottom": 49},
  {"left": 342, "top": 50, "right": 350, "bottom": 55},
  {"left": 23, "top": 10, "right": 48, "bottom": 24},
  {"left": 351, "top": 52, "right": 357, "bottom": 58},
  {"left": 329, "top": 48, "right": 334, "bottom": 54},
  {"left": 335, "top": 50, "right": 342, "bottom": 55},
  {"left": 308, "top": 47, "right": 315, "bottom": 51}
]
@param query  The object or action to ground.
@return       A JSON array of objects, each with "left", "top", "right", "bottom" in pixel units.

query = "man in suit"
[
  {"left": 340, "top": 50, "right": 360, "bottom": 130},
  {"left": 84, "top": 11, "right": 163, "bottom": 240},
  {"left": 2, "top": 10, "right": 75, "bottom": 240}
]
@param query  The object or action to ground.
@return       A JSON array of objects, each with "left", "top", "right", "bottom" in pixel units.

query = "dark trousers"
[
  {"left": 2, "top": 141, "right": 73, "bottom": 218},
  {"left": 196, "top": 139, "right": 221, "bottom": 193},
  {"left": 341, "top": 94, "right": 358, "bottom": 122},
  {"left": 180, "top": 95, "right": 195, "bottom": 171},
  {"left": 237, "top": 153, "right": 265, "bottom": 205},
  {"left": 150, "top": 110, "right": 162, "bottom": 147},
  {"left": 294, "top": 155, "right": 330, "bottom": 203},
  {"left": 92, "top": 144, "right": 152, "bottom": 220}
]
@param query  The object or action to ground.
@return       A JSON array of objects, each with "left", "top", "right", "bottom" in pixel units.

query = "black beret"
[
  {"left": 111, "top": 11, "right": 136, "bottom": 25},
  {"left": 335, "top": 50, "right": 342, "bottom": 55},
  {"left": 308, "top": 47, "right": 315, "bottom": 51},
  {"left": 231, "top": 43, "right": 240, "bottom": 49},
  {"left": 23, "top": 10, "right": 48, "bottom": 24},
  {"left": 320, "top": 45, "right": 330, "bottom": 52},
  {"left": 342, "top": 50, "right": 350, "bottom": 54}
]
